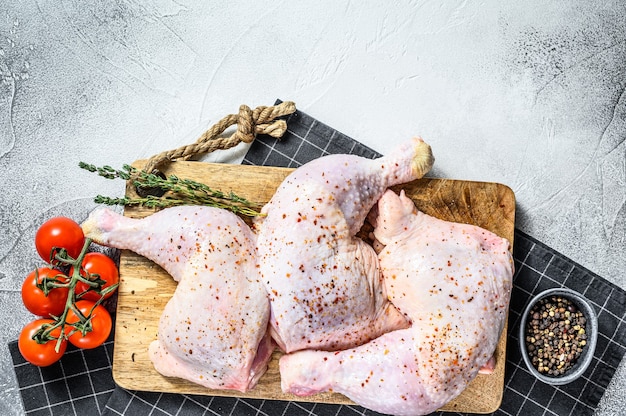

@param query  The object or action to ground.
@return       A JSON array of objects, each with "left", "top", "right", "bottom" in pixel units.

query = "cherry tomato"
[
  {"left": 65, "top": 300, "right": 112, "bottom": 349},
  {"left": 21, "top": 267, "right": 69, "bottom": 317},
  {"left": 18, "top": 319, "right": 67, "bottom": 367},
  {"left": 71, "top": 253, "right": 119, "bottom": 301},
  {"left": 35, "top": 217, "right": 85, "bottom": 262}
]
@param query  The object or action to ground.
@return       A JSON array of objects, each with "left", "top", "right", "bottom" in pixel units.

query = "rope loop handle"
[{"left": 141, "top": 101, "right": 296, "bottom": 174}]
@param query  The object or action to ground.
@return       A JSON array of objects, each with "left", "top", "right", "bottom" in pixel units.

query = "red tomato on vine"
[
  {"left": 72, "top": 252, "right": 119, "bottom": 301},
  {"left": 18, "top": 319, "right": 67, "bottom": 367},
  {"left": 35, "top": 217, "right": 85, "bottom": 262},
  {"left": 65, "top": 300, "right": 112, "bottom": 349},
  {"left": 21, "top": 267, "right": 69, "bottom": 317}
]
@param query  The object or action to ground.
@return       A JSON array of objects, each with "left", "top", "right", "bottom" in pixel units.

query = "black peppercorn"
[{"left": 524, "top": 295, "right": 588, "bottom": 377}]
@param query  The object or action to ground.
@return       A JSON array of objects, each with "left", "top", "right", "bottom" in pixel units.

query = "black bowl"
[{"left": 518, "top": 288, "right": 598, "bottom": 385}]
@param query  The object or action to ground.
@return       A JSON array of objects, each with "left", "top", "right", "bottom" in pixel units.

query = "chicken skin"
[
  {"left": 280, "top": 190, "right": 514, "bottom": 415},
  {"left": 255, "top": 138, "right": 434, "bottom": 352},
  {"left": 82, "top": 206, "right": 273, "bottom": 392}
]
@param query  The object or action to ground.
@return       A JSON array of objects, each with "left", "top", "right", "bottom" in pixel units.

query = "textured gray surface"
[{"left": 0, "top": 1, "right": 624, "bottom": 415}]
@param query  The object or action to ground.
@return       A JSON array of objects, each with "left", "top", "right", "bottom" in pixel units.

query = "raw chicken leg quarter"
[
  {"left": 82, "top": 206, "right": 273, "bottom": 392},
  {"left": 280, "top": 190, "right": 514, "bottom": 416},
  {"left": 255, "top": 138, "right": 434, "bottom": 353}
]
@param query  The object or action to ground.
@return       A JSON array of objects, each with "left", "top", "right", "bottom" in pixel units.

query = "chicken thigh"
[
  {"left": 280, "top": 190, "right": 513, "bottom": 415},
  {"left": 82, "top": 206, "right": 273, "bottom": 392},
  {"left": 255, "top": 138, "right": 434, "bottom": 352}
]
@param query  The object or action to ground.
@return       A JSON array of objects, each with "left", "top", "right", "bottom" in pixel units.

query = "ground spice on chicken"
[{"left": 525, "top": 295, "right": 588, "bottom": 376}]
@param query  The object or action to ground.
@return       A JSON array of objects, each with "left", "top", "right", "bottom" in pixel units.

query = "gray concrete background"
[{"left": 1, "top": 1, "right": 624, "bottom": 415}]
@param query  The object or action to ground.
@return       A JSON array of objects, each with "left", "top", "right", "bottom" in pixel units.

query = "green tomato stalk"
[{"left": 35, "top": 238, "right": 117, "bottom": 353}]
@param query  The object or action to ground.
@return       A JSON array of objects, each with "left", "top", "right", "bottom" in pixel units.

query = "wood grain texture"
[{"left": 113, "top": 161, "right": 516, "bottom": 414}]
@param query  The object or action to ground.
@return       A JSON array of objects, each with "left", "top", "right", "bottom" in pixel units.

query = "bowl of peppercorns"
[{"left": 519, "top": 287, "right": 598, "bottom": 385}]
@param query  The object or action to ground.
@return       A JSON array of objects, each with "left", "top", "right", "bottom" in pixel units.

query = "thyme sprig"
[{"left": 79, "top": 162, "right": 263, "bottom": 217}]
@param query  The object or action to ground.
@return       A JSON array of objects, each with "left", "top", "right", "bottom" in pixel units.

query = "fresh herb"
[{"left": 79, "top": 162, "right": 263, "bottom": 216}]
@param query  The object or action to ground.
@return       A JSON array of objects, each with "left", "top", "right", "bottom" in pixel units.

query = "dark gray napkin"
[
  {"left": 9, "top": 330, "right": 116, "bottom": 415},
  {"left": 9, "top": 101, "right": 626, "bottom": 416}
]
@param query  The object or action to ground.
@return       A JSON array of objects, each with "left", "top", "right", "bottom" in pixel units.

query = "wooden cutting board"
[{"left": 112, "top": 160, "right": 516, "bottom": 414}]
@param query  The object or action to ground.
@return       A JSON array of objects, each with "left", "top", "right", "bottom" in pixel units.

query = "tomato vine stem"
[{"left": 34, "top": 237, "right": 118, "bottom": 353}]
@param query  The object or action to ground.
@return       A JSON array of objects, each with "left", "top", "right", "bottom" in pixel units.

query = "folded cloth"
[
  {"left": 9, "top": 331, "right": 116, "bottom": 415},
  {"left": 9, "top": 101, "right": 626, "bottom": 416}
]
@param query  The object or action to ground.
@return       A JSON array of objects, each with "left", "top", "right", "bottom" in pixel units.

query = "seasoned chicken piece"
[
  {"left": 280, "top": 190, "right": 513, "bottom": 415},
  {"left": 255, "top": 138, "right": 434, "bottom": 353},
  {"left": 82, "top": 206, "right": 273, "bottom": 392}
]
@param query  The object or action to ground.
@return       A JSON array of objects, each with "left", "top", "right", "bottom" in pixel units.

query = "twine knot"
[{"left": 142, "top": 101, "right": 296, "bottom": 174}]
